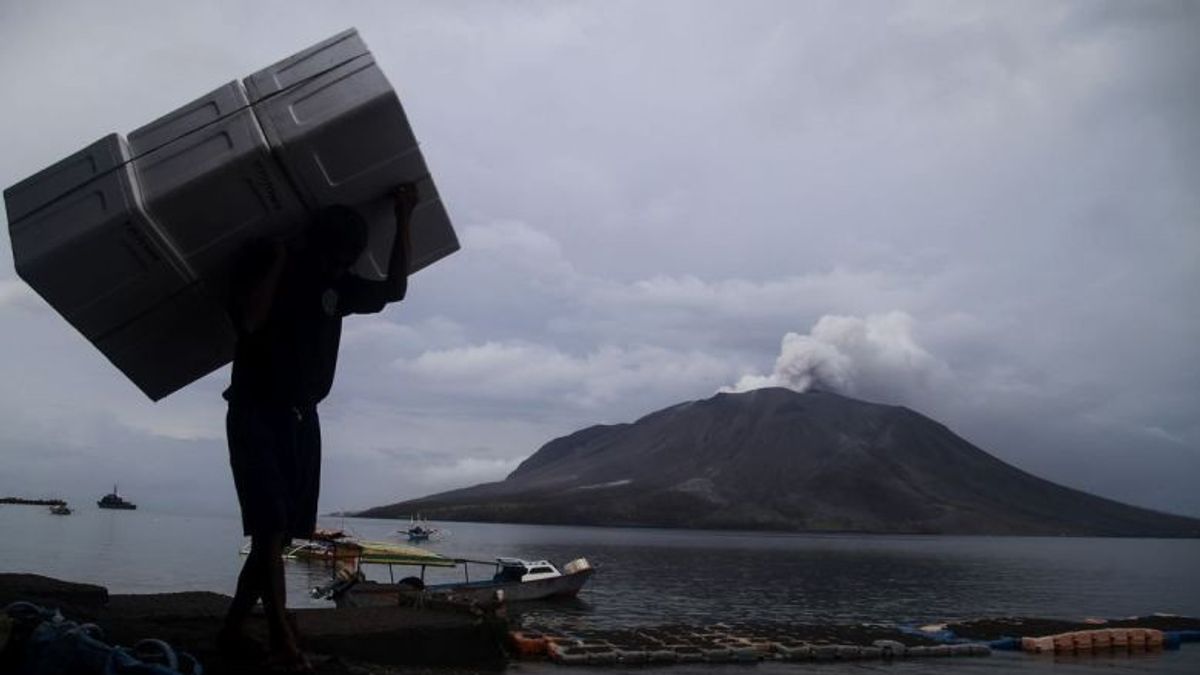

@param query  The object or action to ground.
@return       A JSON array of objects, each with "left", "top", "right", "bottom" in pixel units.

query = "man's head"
[{"left": 310, "top": 205, "right": 369, "bottom": 276}]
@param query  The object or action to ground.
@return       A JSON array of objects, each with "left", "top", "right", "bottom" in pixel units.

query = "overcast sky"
[{"left": 1, "top": 0, "right": 1197, "bottom": 518}]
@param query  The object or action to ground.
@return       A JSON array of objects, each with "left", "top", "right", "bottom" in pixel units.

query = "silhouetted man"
[{"left": 218, "top": 187, "right": 417, "bottom": 670}]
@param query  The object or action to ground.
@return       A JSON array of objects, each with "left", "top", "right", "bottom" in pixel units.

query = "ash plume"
[{"left": 726, "top": 312, "right": 950, "bottom": 405}]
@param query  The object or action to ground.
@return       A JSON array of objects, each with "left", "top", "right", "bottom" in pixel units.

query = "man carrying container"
[{"left": 217, "top": 186, "right": 418, "bottom": 671}]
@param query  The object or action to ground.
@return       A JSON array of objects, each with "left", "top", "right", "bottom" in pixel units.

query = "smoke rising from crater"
[{"left": 726, "top": 312, "right": 950, "bottom": 405}]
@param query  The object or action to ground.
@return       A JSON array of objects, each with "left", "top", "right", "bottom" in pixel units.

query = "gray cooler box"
[
  {"left": 129, "top": 80, "right": 308, "bottom": 301},
  {"left": 3, "top": 28, "right": 458, "bottom": 400},
  {"left": 4, "top": 135, "right": 235, "bottom": 400},
  {"left": 246, "top": 28, "right": 459, "bottom": 288}
]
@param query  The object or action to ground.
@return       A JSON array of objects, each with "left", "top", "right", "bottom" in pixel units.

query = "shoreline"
[
  {"left": 0, "top": 573, "right": 508, "bottom": 674},
  {"left": 338, "top": 514, "right": 1200, "bottom": 540},
  {"left": 3, "top": 573, "right": 1199, "bottom": 674}
]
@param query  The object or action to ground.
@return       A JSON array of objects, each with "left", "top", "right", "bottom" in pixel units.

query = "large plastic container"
[
  {"left": 95, "top": 284, "right": 236, "bottom": 400},
  {"left": 130, "top": 81, "right": 307, "bottom": 299},
  {"left": 4, "top": 134, "right": 133, "bottom": 224},
  {"left": 4, "top": 28, "right": 458, "bottom": 400},
  {"left": 247, "top": 30, "right": 459, "bottom": 288},
  {"left": 3, "top": 135, "right": 234, "bottom": 399},
  {"left": 5, "top": 135, "right": 192, "bottom": 338}
]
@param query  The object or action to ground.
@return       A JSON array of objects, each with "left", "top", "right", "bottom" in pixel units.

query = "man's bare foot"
[
  {"left": 265, "top": 646, "right": 313, "bottom": 673},
  {"left": 286, "top": 610, "right": 303, "bottom": 646},
  {"left": 216, "top": 626, "right": 267, "bottom": 659}
]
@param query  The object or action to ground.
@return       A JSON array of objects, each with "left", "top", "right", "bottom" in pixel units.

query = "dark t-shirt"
[{"left": 224, "top": 242, "right": 401, "bottom": 407}]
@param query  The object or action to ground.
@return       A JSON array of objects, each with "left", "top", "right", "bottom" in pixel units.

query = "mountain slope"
[{"left": 356, "top": 388, "right": 1200, "bottom": 536}]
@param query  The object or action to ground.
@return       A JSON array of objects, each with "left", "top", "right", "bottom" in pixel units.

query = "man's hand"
[
  {"left": 375, "top": 183, "right": 415, "bottom": 300},
  {"left": 393, "top": 183, "right": 419, "bottom": 218},
  {"left": 392, "top": 184, "right": 417, "bottom": 268}
]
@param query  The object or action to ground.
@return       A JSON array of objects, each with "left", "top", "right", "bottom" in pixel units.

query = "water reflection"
[
  {"left": 2, "top": 507, "right": 1197, "bottom": 632},
  {"left": 300, "top": 519, "right": 1200, "bottom": 630}
]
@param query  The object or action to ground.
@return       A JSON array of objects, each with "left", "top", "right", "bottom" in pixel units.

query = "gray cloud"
[{"left": 1, "top": 1, "right": 1197, "bottom": 517}]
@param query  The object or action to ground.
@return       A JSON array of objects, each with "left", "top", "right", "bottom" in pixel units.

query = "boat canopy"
[{"left": 346, "top": 540, "right": 456, "bottom": 567}]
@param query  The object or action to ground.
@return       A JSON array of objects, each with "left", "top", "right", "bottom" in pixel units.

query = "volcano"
[{"left": 355, "top": 388, "right": 1200, "bottom": 536}]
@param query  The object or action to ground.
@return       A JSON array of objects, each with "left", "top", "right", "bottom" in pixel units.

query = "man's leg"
[
  {"left": 222, "top": 403, "right": 270, "bottom": 654},
  {"left": 256, "top": 532, "right": 305, "bottom": 664},
  {"left": 222, "top": 545, "right": 264, "bottom": 634},
  {"left": 223, "top": 403, "right": 307, "bottom": 667}
]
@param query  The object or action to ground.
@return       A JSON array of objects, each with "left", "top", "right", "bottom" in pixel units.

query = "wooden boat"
[{"left": 325, "top": 556, "right": 594, "bottom": 608}]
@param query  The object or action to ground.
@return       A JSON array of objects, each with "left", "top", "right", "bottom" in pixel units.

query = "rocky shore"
[{"left": 0, "top": 574, "right": 507, "bottom": 674}]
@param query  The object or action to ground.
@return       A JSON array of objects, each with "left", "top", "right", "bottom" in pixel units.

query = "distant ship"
[{"left": 97, "top": 484, "right": 137, "bottom": 510}]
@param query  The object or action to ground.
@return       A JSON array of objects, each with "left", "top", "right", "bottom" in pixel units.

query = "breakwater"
[{"left": 0, "top": 497, "right": 66, "bottom": 506}]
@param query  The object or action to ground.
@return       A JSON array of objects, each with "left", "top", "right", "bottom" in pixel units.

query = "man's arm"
[
  {"left": 230, "top": 239, "right": 286, "bottom": 333},
  {"left": 383, "top": 182, "right": 417, "bottom": 299},
  {"left": 337, "top": 185, "right": 417, "bottom": 315}
]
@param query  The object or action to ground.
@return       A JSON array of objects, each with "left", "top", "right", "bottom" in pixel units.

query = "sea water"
[{"left": 2, "top": 505, "right": 1198, "bottom": 672}]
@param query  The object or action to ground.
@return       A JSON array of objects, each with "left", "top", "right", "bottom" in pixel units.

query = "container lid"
[
  {"left": 244, "top": 28, "right": 369, "bottom": 103},
  {"left": 128, "top": 81, "right": 250, "bottom": 158},
  {"left": 3, "top": 134, "right": 131, "bottom": 225}
]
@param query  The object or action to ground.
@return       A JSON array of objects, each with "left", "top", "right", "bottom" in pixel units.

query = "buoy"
[
  {"left": 873, "top": 639, "right": 907, "bottom": 658},
  {"left": 1130, "top": 629, "right": 1147, "bottom": 649},
  {"left": 508, "top": 631, "right": 548, "bottom": 658},
  {"left": 616, "top": 648, "right": 647, "bottom": 664},
  {"left": 950, "top": 643, "right": 975, "bottom": 656},
  {"left": 1109, "top": 628, "right": 1129, "bottom": 649},
  {"left": 701, "top": 646, "right": 732, "bottom": 662},
  {"left": 812, "top": 644, "right": 838, "bottom": 660},
  {"left": 835, "top": 645, "right": 862, "bottom": 659},
  {"left": 1146, "top": 629, "right": 1165, "bottom": 649},
  {"left": 1022, "top": 636, "right": 1055, "bottom": 653},
  {"left": 588, "top": 648, "right": 618, "bottom": 665},
  {"left": 647, "top": 648, "right": 677, "bottom": 663},
  {"left": 729, "top": 645, "right": 759, "bottom": 662},
  {"left": 547, "top": 642, "right": 588, "bottom": 665},
  {"left": 775, "top": 643, "right": 814, "bottom": 660},
  {"left": 1022, "top": 628, "right": 1165, "bottom": 654},
  {"left": 928, "top": 644, "right": 952, "bottom": 656}
]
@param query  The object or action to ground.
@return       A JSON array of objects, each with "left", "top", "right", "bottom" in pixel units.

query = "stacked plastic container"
[{"left": 3, "top": 29, "right": 458, "bottom": 401}]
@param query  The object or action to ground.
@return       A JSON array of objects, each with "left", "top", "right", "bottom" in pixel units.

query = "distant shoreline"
[{"left": 341, "top": 512, "right": 1200, "bottom": 539}]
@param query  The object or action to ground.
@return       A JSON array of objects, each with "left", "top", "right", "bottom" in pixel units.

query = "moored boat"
[
  {"left": 400, "top": 515, "right": 443, "bottom": 542},
  {"left": 325, "top": 556, "right": 594, "bottom": 608}
]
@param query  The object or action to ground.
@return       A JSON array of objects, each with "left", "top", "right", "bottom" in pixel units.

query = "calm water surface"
[{"left": 3, "top": 505, "right": 1199, "bottom": 672}]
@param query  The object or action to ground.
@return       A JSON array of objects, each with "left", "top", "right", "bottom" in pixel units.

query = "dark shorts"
[{"left": 227, "top": 401, "right": 321, "bottom": 540}]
